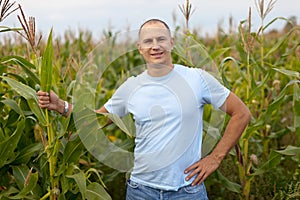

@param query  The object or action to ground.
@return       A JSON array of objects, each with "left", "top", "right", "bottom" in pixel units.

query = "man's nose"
[{"left": 151, "top": 39, "right": 159, "bottom": 49}]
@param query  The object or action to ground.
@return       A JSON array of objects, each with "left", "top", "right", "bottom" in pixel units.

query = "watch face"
[{"left": 63, "top": 101, "right": 69, "bottom": 116}]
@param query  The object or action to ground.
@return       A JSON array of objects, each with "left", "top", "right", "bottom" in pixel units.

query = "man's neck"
[{"left": 146, "top": 63, "right": 174, "bottom": 77}]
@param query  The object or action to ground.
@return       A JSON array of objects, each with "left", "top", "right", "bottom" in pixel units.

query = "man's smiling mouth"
[{"left": 151, "top": 52, "right": 164, "bottom": 57}]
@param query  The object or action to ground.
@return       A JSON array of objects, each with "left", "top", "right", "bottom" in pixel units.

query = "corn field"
[{"left": 0, "top": 0, "right": 299, "bottom": 199}]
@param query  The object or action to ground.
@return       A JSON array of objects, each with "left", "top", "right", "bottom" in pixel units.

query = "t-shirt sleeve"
[
  {"left": 197, "top": 69, "right": 230, "bottom": 108},
  {"left": 104, "top": 79, "right": 132, "bottom": 117}
]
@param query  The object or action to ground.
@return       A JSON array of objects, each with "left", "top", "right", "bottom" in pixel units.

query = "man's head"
[
  {"left": 138, "top": 19, "right": 171, "bottom": 38},
  {"left": 138, "top": 19, "right": 174, "bottom": 68}
]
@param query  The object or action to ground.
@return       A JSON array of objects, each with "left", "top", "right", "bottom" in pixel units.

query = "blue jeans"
[{"left": 126, "top": 179, "right": 209, "bottom": 200}]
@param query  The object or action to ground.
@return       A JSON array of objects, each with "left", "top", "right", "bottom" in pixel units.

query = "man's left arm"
[{"left": 185, "top": 92, "right": 251, "bottom": 186}]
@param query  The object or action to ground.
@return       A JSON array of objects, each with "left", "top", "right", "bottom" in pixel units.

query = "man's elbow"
[{"left": 241, "top": 107, "right": 252, "bottom": 125}]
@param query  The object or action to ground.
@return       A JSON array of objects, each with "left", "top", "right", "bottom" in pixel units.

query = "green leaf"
[
  {"left": 210, "top": 47, "right": 231, "bottom": 60},
  {"left": 13, "top": 143, "right": 43, "bottom": 165},
  {"left": 272, "top": 68, "right": 300, "bottom": 79},
  {"left": 0, "top": 119, "right": 24, "bottom": 167},
  {"left": 0, "top": 55, "right": 40, "bottom": 85},
  {"left": 6, "top": 109, "right": 20, "bottom": 127},
  {"left": 265, "top": 80, "right": 299, "bottom": 117},
  {"left": 293, "top": 83, "right": 300, "bottom": 134},
  {"left": 67, "top": 170, "right": 86, "bottom": 200},
  {"left": 274, "top": 145, "right": 300, "bottom": 156},
  {"left": 86, "top": 168, "right": 107, "bottom": 189},
  {"left": 2, "top": 76, "right": 47, "bottom": 125},
  {"left": 252, "top": 145, "right": 300, "bottom": 176},
  {"left": 63, "top": 136, "right": 84, "bottom": 164},
  {"left": 9, "top": 172, "right": 39, "bottom": 199},
  {"left": 0, "top": 26, "right": 22, "bottom": 33},
  {"left": 86, "top": 182, "right": 112, "bottom": 200},
  {"left": 100, "top": 112, "right": 134, "bottom": 138},
  {"left": 40, "top": 29, "right": 53, "bottom": 92},
  {"left": 265, "top": 27, "right": 298, "bottom": 58},
  {"left": 219, "top": 56, "right": 240, "bottom": 89},
  {"left": 0, "top": 187, "right": 19, "bottom": 198},
  {"left": 1, "top": 99, "right": 24, "bottom": 117},
  {"left": 6, "top": 72, "right": 27, "bottom": 84},
  {"left": 12, "top": 165, "right": 30, "bottom": 190},
  {"left": 216, "top": 170, "right": 242, "bottom": 193},
  {"left": 262, "top": 17, "right": 288, "bottom": 32},
  {"left": 251, "top": 151, "right": 281, "bottom": 176}
]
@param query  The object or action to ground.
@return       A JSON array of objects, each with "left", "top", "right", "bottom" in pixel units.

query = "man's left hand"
[{"left": 184, "top": 154, "right": 221, "bottom": 186}]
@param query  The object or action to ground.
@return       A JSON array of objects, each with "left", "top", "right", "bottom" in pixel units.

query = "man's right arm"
[
  {"left": 37, "top": 90, "right": 72, "bottom": 117},
  {"left": 96, "top": 106, "right": 113, "bottom": 127},
  {"left": 96, "top": 106, "right": 109, "bottom": 113},
  {"left": 38, "top": 91, "right": 113, "bottom": 127}
]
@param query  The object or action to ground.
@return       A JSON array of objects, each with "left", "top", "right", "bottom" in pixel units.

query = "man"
[{"left": 38, "top": 19, "right": 251, "bottom": 199}]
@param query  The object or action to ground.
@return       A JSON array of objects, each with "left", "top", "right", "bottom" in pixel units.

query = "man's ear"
[{"left": 171, "top": 37, "right": 175, "bottom": 50}]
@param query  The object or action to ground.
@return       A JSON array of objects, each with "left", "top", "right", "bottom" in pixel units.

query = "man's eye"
[{"left": 144, "top": 40, "right": 152, "bottom": 43}]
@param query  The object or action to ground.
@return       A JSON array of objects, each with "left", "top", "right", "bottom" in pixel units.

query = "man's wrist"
[
  {"left": 210, "top": 153, "right": 225, "bottom": 164},
  {"left": 57, "top": 99, "right": 65, "bottom": 115}
]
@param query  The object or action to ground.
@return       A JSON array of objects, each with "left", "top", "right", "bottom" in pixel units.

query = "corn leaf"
[
  {"left": 0, "top": 55, "right": 40, "bottom": 84},
  {"left": 0, "top": 187, "right": 19, "bottom": 198},
  {"left": 0, "top": 26, "right": 22, "bottom": 33},
  {"left": 12, "top": 165, "right": 30, "bottom": 190},
  {"left": 40, "top": 29, "right": 53, "bottom": 92},
  {"left": 9, "top": 172, "right": 39, "bottom": 199},
  {"left": 265, "top": 80, "right": 299, "bottom": 117},
  {"left": 275, "top": 145, "right": 300, "bottom": 156},
  {"left": 210, "top": 47, "right": 231, "bottom": 60},
  {"left": 2, "top": 76, "right": 47, "bottom": 125},
  {"left": 85, "top": 168, "right": 107, "bottom": 189},
  {"left": 252, "top": 145, "right": 300, "bottom": 176},
  {"left": 63, "top": 136, "right": 84, "bottom": 164},
  {"left": 86, "top": 182, "right": 112, "bottom": 200},
  {"left": 13, "top": 143, "right": 43, "bottom": 165},
  {"left": 0, "top": 119, "right": 24, "bottom": 168},
  {"left": 293, "top": 83, "right": 300, "bottom": 135},
  {"left": 99, "top": 112, "right": 134, "bottom": 138},
  {"left": 11, "top": 165, "right": 41, "bottom": 199},
  {"left": 262, "top": 17, "right": 287, "bottom": 32},
  {"left": 66, "top": 170, "right": 86, "bottom": 200},
  {"left": 251, "top": 151, "right": 282, "bottom": 176},
  {"left": 216, "top": 170, "right": 242, "bottom": 193},
  {"left": 272, "top": 68, "right": 300, "bottom": 79},
  {"left": 1, "top": 99, "right": 24, "bottom": 117},
  {"left": 265, "top": 27, "right": 299, "bottom": 58}
]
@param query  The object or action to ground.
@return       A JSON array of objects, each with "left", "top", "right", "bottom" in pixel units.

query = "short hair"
[{"left": 138, "top": 18, "right": 171, "bottom": 36}]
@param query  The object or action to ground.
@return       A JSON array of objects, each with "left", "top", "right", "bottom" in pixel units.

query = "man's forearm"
[{"left": 210, "top": 105, "right": 251, "bottom": 163}]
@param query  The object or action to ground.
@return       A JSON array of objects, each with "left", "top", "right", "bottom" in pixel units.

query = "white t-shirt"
[{"left": 104, "top": 64, "right": 230, "bottom": 190}]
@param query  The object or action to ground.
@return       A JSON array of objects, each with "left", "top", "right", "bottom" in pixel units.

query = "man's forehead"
[{"left": 139, "top": 24, "right": 171, "bottom": 38}]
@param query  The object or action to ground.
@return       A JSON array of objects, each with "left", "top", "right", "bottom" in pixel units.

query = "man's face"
[{"left": 138, "top": 22, "right": 174, "bottom": 67}]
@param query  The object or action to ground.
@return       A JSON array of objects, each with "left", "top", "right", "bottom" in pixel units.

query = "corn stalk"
[{"left": 40, "top": 29, "right": 59, "bottom": 200}]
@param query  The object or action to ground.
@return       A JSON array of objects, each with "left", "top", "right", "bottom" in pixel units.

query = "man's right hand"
[{"left": 37, "top": 90, "right": 65, "bottom": 114}]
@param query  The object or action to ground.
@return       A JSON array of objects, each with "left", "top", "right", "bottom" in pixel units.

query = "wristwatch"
[{"left": 62, "top": 101, "right": 69, "bottom": 116}]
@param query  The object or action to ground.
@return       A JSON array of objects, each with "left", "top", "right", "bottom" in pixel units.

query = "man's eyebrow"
[
  {"left": 142, "top": 38, "right": 152, "bottom": 42},
  {"left": 143, "top": 36, "right": 166, "bottom": 40},
  {"left": 157, "top": 36, "right": 167, "bottom": 39}
]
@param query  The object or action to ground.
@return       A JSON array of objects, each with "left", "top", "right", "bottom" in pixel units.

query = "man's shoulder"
[
  {"left": 118, "top": 71, "right": 146, "bottom": 89},
  {"left": 174, "top": 64, "right": 205, "bottom": 79},
  {"left": 174, "top": 64, "right": 203, "bottom": 73}
]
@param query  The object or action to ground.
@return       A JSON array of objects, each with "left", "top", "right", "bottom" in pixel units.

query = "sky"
[{"left": 2, "top": 0, "right": 300, "bottom": 38}]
